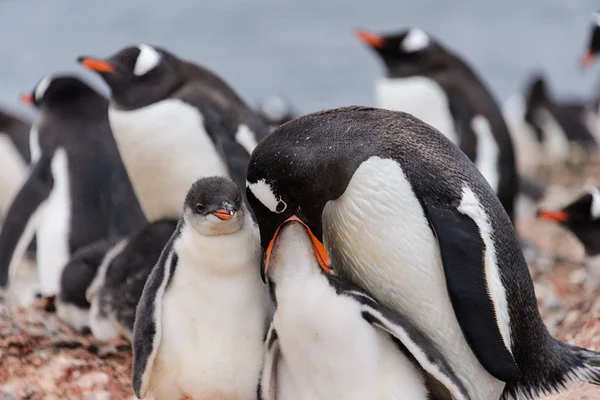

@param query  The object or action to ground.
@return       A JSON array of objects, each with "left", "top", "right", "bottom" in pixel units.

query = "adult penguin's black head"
[{"left": 582, "top": 12, "right": 600, "bottom": 69}]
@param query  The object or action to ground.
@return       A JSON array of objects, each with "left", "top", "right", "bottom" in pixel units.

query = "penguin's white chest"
[
  {"left": 109, "top": 100, "right": 229, "bottom": 221},
  {"left": 0, "top": 134, "right": 27, "bottom": 217},
  {"left": 273, "top": 274, "right": 428, "bottom": 400},
  {"left": 376, "top": 76, "right": 458, "bottom": 144},
  {"left": 153, "top": 228, "right": 268, "bottom": 399},
  {"left": 37, "top": 148, "right": 72, "bottom": 296},
  {"left": 322, "top": 156, "right": 504, "bottom": 399}
]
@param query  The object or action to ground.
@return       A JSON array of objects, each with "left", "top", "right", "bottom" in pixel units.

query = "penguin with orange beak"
[
  {"left": 247, "top": 106, "right": 600, "bottom": 399},
  {"left": 582, "top": 11, "right": 600, "bottom": 69},
  {"left": 258, "top": 216, "right": 470, "bottom": 400},
  {"left": 538, "top": 187, "right": 600, "bottom": 272}
]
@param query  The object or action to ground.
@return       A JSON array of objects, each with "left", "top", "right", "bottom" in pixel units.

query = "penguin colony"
[{"left": 1, "top": 10, "right": 600, "bottom": 400}]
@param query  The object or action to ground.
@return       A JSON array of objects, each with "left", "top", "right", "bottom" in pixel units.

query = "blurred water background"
[{"left": 0, "top": 0, "right": 598, "bottom": 117}]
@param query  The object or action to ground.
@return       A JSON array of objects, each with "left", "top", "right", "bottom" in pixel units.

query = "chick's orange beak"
[
  {"left": 212, "top": 209, "right": 234, "bottom": 220},
  {"left": 537, "top": 210, "right": 569, "bottom": 222},
  {"left": 264, "top": 216, "right": 331, "bottom": 276},
  {"left": 20, "top": 93, "right": 34, "bottom": 104},
  {"left": 356, "top": 29, "right": 385, "bottom": 48},
  {"left": 581, "top": 51, "right": 595, "bottom": 70},
  {"left": 78, "top": 57, "right": 116, "bottom": 73}
]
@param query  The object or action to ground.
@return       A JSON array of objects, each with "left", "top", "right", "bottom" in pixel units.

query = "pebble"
[{"left": 75, "top": 372, "right": 110, "bottom": 389}]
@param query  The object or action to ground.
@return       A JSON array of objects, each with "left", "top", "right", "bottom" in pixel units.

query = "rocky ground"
[{"left": 2, "top": 164, "right": 600, "bottom": 399}]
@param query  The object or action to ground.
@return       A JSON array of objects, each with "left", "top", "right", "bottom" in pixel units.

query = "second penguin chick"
[
  {"left": 132, "top": 177, "right": 272, "bottom": 400},
  {"left": 259, "top": 217, "right": 470, "bottom": 400}
]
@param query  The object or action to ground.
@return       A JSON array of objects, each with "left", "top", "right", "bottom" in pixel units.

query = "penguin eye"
[
  {"left": 195, "top": 203, "right": 205, "bottom": 213},
  {"left": 275, "top": 201, "right": 287, "bottom": 214}
]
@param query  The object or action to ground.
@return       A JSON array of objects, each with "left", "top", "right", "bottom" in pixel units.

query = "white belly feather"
[
  {"left": 322, "top": 157, "right": 505, "bottom": 399},
  {"left": 37, "top": 148, "right": 71, "bottom": 296},
  {"left": 376, "top": 76, "right": 458, "bottom": 144},
  {"left": 109, "top": 100, "right": 229, "bottom": 221}
]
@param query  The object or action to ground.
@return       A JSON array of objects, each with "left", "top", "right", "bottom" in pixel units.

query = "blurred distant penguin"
[
  {"left": 0, "top": 110, "right": 31, "bottom": 219},
  {"left": 582, "top": 10, "right": 600, "bottom": 69},
  {"left": 86, "top": 219, "right": 177, "bottom": 342},
  {"left": 256, "top": 95, "right": 297, "bottom": 130},
  {"left": 357, "top": 28, "right": 518, "bottom": 221},
  {"left": 259, "top": 217, "right": 470, "bottom": 400},
  {"left": 132, "top": 177, "right": 271, "bottom": 400},
  {"left": 0, "top": 75, "right": 146, "bottom": 299},
  {"left": 78, "top": 45, "right": 269, "bottom": 221}
]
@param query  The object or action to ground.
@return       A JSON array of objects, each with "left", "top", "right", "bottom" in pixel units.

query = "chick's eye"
[{"left": 195, "top": 203, "right": 205, "bottom": 213}]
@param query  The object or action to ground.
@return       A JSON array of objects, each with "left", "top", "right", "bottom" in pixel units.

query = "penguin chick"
[
  {"left": 259, "top": 216, "right": 470, "bottom": 400},
  {"left": 132, "top": 177, "right": 272, "bottom": 400}
]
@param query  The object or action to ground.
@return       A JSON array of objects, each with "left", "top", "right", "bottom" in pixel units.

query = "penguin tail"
[{"left": 502, "top": 339, "right": 600, "bottom": 400}]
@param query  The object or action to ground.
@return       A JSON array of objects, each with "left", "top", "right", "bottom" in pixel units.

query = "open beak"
[
  {"left": 20, "top": 93, "right": 34, "bottom": 105},
  {"left": 356, "top": 29, "right": 385, "bottom": 48},
  {"left": 537, "top": 209, "right": 569, "bottom": 222},
  {"left": 581, "top": 51, "right": 595, "bottom": 70},
  {"left": 77, "top": 57, "right": 116, "bottom": 73},
  {"left": 212, "top": 203, "right": 235, "bottom": 221},
  {"left": 264, "top": 215, "right": 332, "bottom": 276}
]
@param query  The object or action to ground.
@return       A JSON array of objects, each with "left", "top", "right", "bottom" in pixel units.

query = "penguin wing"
[
  {"left": 131, "top": 226, "right": 180, "bottom": 399},
  {"left": 341, "top": 289, "right": 472, "bottom": 400},
  {"left": 0, "top": 156, "right": 53, "bottom": 288},
  {"left": 258, "top": 322, "right": 280, "bottom": 400},
  {"left": 421, "top": 200, "right": 520, "bottom": 382}
]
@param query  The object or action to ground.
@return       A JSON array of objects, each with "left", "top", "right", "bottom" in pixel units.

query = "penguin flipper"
[
  {"left": 421, "top": 200, "right": 521, "bottom": 382},
  {"left": 258, "top": 322, "right": 280, "bottom": 400},
  {"left": 131, "top": 227, "right": 180, "bottom": 399},
  {"left": 0, "top": 157, "right": 52, "bottom": 288},
  {"left": 340, "top": 289, "right": 471, "bottom": 400}
]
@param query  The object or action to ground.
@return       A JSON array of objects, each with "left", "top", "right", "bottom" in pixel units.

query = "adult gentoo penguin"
[
  {"left": 0, "top": 75, "right": 146, "bottom": 298},
  {"left": 78, "top": 44, "right": 269, "bottom": 221},
  {"left": 0, "top": 109, "right": 31, "bottom": 219},
  {"left": 246, "top": 106, "right": 600, "bottom": 399},
  {"left": 132, "top": 177, "right": 271, "bottom": 400},
  {"left": 259, "top": 216, "right": 470, "bottom": 400},
  {"left": 356, "top": 28, "right": 518, "bottom": 221},
  {"left": 537, "top": 187, "right": 600, "bottom": 273},
  {"left": 86, "top": 218, "right": 177, "bottom": 342}
]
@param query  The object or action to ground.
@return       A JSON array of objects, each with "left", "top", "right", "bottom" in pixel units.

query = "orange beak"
[
  {"left": 20, "top": 93, "right": 34, "bottom": 105},
  {"left": 78, "top": 57, "right": 116, "bottom": 73},
  {"left": 537, "top": 210, "right": 569, "bottom": 222},
  {"left": 356, "top": 29, "right": 385, "bottom": 48},
  {"left": 212, "top": 209, "right": 234, "bottom": 220},
  {"left": 581, "top": 51, "right": 595, "bottom": 70},
  {"left": 264, "top": 216, "right": 332, "bottom": 276}
]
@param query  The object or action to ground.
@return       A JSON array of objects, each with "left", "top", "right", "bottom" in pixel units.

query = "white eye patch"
[
  {"left": 247, "top": 179, "right": 287, "bottom": 213},
  {"left": 34, "top": 75, "right": 52, "bottom": 102},
  {"left": 401, "top": 28, "right": 430, "bottom": 53},
  {"left": 134, "top": 44, "right": 162, "bottom": 76}
]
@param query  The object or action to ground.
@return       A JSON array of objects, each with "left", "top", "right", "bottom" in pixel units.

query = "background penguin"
[
  {"left": 246, "top": 106, "right": 600, "bottom": 399},
  {"left": 256, "top": 94, "right": 297, "bottom": 130},
  {"left": 537, "top": 187, "right": 600, "bottom": 274},
  {"left": 582, "top": 10, "right": 600, "bottom": 69},
  {"left": 78, "top": 44, "right": 269, "bottom": 221},
  {"left": 86, "top": 218, "right": 177, "bottom": 342},
  {"left": 0, "top": 74, "right": 146, "bottom": 300},
  {"left": 132, "top": 177, "right": 271, "bottom": 400},
  {"left": 356, "top": 27, "right": 518, "bottom": 221},
  {"left": 56, "top": 239, "right": 117, "bottom": 333},
  {"left": 0, "top": 109, "right": 31, "bottom": 219},
  {"left": 259, "top": 217, "right": 470, "bottom": 400}
]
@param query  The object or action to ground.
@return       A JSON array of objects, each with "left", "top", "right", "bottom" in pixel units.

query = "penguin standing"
[
  {"left": 0, "top": 110, "right": 31, "bottom": 219},
  {"left": 246, "top": 106, "right": 600, "bottom": 399},
  {"left": 537, "top": 187, "right": 600, "bottom": 273},
  {"left": 0, "top": 75, "right": 146, "bottom": 299},
  {"left": 78, "top": 45, "right": 269, "bottom": 221},
  {"left": 132, "top": 177, "right": 272, "bottom": 400},
  {"left": 357, "top": 28, "right": 518, "bottom": 221},
  {"left": 259, "top": 216, "right": 470, "bottom": 400},
  {"left": 86, "top": 218, "right": 178, "bottom": 342}
]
